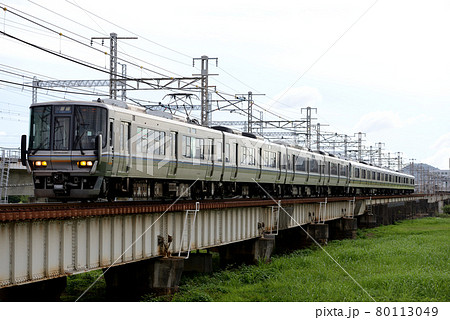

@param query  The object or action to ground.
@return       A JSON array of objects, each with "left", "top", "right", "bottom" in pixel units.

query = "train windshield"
[
  {"left": 73, "top": 106, "right": 107, "bottom": 150},
  {"left": 30, "top": 106, "right": 52, "bottom": 150},
  {"left": 29, "top": 104, "right": 107, "bottom": 151}
]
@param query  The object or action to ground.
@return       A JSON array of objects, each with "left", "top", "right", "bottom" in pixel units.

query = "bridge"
[{"left": 0, "top": 193, "right": 448, "bottom": 301}]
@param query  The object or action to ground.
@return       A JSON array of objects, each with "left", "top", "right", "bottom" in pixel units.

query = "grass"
[
  {"left": 61, "top": 216, "right": 450, "bottom": 302},
  {"left": 60, "top": 270, "right": 106, "bottom": 302},
  {"left": 155, "top": 217, "right": 450, "bottom": 302}
]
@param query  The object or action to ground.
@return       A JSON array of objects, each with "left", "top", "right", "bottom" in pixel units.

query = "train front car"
[{"left": 23, "top": 101, "right": 107, "bottom": 200}]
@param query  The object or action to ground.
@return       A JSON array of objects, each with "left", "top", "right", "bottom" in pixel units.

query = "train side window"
[
  {"left": 241, "top": 146, "right": 247, "bottom": 165},
  {"left": 355, "top": 168, "right": 360, "bottom": 178},
  {"left": 193, "top": 138, "right": 204, "bottom": 159},
  {"left": 310, "top": 159, "right": 319, "bottom": 173},
  {"left": 109, "top": 120, "right": 114, "bottom": 147},
  {"left": 330, "top": 163, "right": 338, "bottom": 175},
  {"left": 119, "top": 122, "right": 130, "bottom": 152},
  {"left": 217, "top": 141, "right": 223, "bottom": 162},
  {"left": 295, "top": 156, "right": 306, "bottom": 172},
  {"left": 170, "top": 132, "right": 177, "bottom": 157},
  {"left": 248, "top": 148, "right": 255, "bottom": 166},
  {"left": 339, "top": 164, "right": 346, "bottom": 177},
  {"left": 206, "top": 138, "right": 213, "bottom": 161},
  {"left": 225, "top": 143, "right": 230, "bottom": 162},
  {"left": 182, "top": 136, "right": 192, "bottom": 158}
]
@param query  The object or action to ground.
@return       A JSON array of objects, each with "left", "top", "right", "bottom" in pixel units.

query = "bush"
[{"left": 443, "top": 205, "right": 450, "bottom": 215}]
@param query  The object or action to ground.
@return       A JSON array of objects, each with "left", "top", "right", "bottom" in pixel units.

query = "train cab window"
[
  {"left": 74, "top": 106, "right": 107, "bottom": 150},
  {"left": 53, "top": 117, "right": 70, "bottom": 150},
  {"left": 30, "top": 106, "right": 52, "bottom": 151},
  {"left": 295, "top": 156, "right": 306, "bottom": 172}
]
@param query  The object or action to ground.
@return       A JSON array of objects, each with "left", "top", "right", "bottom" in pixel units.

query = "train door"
[
  {"left": 167, "top": 131, "right": 178, "bottom": 177},
  {"left": 290, "top": 154, "right": 296, "bottom": 182},
  {"left": 106, "top": 119, "right": 114, "bottom": 173},
  {"left": 276, "top": 151, "right": 282, "bottom": 182},
  {"left": 205, "top": 138, "right": 214, "bottom": 179},
  {"left": 231, "top": 142, "right": 238, "bottom": 179},
  {"left": 118, "top": 121, "right": 130, "bottom": 173},
  {"left": 326, "top": 161, "right": 330, "bottom": 184},
  {"left": 256, "top": 147, "right": 262, "bottom": 181}
]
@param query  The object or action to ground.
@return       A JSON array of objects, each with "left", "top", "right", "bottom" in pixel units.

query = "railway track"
[{"left": 0, "top": 194, "right": 424, "bottom": 222}]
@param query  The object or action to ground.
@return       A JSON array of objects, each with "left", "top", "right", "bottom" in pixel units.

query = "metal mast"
[
  {"left": 91, "top": 33, "right": 137, "bottom": 99},
  {"left": 193, "top": 56, "right": 218, "bottom": 126}
]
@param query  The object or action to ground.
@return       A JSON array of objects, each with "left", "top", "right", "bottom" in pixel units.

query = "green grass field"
[
  {"left": 158, "top": 216, "right": 450, "bottom": 302},
  {"left": 62, "top": 216, "right": 450, "bottom": 302}
]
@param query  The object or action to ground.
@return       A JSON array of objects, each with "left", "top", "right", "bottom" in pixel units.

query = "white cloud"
[
  {"left": 270, "top": 86, "right": 322, "bottom": 113},
  {"left": 353, "top": 110, "right": 425, "bottom": 133},
  {"left": 423, "top": 132, "right": 450, "bottom": 170}
]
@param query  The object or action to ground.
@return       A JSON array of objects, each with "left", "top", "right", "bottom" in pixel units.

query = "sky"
[{"left": 0, "top": 0, "right": 449, "bottom": 169}]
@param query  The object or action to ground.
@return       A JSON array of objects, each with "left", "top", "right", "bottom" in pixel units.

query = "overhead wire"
[{"left": 64, "top": 0, "right": 192, "bottom": 60}]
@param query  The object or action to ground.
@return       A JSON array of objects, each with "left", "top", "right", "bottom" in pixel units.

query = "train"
[{"left": 21, "top": 99, "right": 415, "bottom": 201}]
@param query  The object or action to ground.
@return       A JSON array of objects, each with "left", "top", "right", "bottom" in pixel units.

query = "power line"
[
  {"left": 267, "top": 0, "right": 379, "bottom": 111},
  {"left": 64, "top": 0, "right": 193, "bottom": 59}
]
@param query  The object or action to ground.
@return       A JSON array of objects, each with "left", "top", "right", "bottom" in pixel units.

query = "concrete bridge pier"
[
  {"left": 306, "top": 223, "right": 329, "bottom": 245},
  {"left": 0, "top": 277, "right": 67, "bottom": 302},
  {"left": 183, "top": 252, "right": 213, "bottom": 273},
  {"left": 274, "top": 226, "right": 310, "bottom": 253},
  {"left": 358, "top": 213, "right": 378, "bottom": 229},
  {"left": 328, "top": 217, "right": 358, "bottom": 240},
  {"left": 218, "top": 236, "right": 275, "bottom": 267},
  {"left": 103, "top": 257, "right": 184, "bottom": 300}
]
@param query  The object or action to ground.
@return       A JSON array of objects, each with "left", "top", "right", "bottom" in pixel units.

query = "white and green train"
[{"left": 21, "top": 99, "right": 415, "bottom": 200}]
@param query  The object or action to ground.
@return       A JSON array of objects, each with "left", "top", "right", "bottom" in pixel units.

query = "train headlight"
[
  {"left": 77, "top": 160, "right": 94, "bottom": 168},
  {"left": 34, "top": 161, "right": 48, "bottom": 167}
]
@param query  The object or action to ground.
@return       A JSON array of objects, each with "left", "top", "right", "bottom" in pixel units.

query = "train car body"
[{"left": 21, "top": 99, "right": 415, "bottom": 200}]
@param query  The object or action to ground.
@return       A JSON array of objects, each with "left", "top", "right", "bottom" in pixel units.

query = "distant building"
[{"left": 402, "top": 163, "right": 450, "bottom": 193}]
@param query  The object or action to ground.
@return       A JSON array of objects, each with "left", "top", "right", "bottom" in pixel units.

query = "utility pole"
[
  {"left": 344, "top": 134, "right": 348, "bottom": 159},
  {"left": 235, "top": 91, "right": 265, "bottom": 133},
  {"left": 301, "top": 107, "right": 317, "bottom": 150},
  {"left": 91, "top": 33, "right": 137, "bottom": 100},
  {"left": 316, "top": 123, "right": 321, "bottom": 151},
  {"left": 193, "top": 56, "right": 218, "bottom": 126},
  {"left": 396, "top": 152, "right": 402, "bottom": 171},
  {"left": 376, "top": 142, "right": 385, "bottom": 167},
  {"left": 354, "top": 132, "right": 366, "bottom": 162}
]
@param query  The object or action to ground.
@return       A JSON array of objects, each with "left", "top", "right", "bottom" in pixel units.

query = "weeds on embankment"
[
  {"left": 149, "top": 217, "right": 450, "bottom": 302},
  {"left": 62, "top": 217, "right": 450, "bottom": 302}
]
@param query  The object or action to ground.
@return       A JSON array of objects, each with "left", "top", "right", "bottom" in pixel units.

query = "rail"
[{"left": 0, "top": 194, "right": 433, "bottom": 222}]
